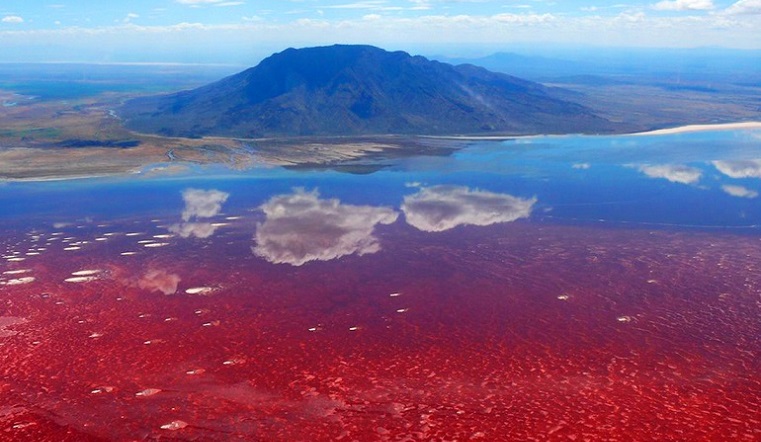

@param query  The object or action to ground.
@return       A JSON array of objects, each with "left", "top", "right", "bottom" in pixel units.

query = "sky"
[{"left": 1, "top": 1, "right": 760, "bottom": 63}]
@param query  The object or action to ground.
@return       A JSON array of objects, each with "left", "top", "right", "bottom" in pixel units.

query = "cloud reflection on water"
[
  {"left": 402, "top": 185, "right": 536, "bottom": 232},
  {"left": 635, "top": 164, "right": 702, "bottom": 185},
  {"left": 181, "top": 189, "right": 229, "bottom": 221},
  {"left": 252, "top": 189, "right": 398, "bottom": 266},
  {"left": 137, "top": 269, "right": 180, "bottom": 295},
  {"left": 713, "top": 160, "right": 761, "bottom": 179},
  {"left": 170, "top": 188, "right": 230, "bottom": 238},
  {"left": 721, "top": 184, "right": 758, "bottom": 199},
  {"left": 169, "top": 222, "right": 221, "bottom": 239}
]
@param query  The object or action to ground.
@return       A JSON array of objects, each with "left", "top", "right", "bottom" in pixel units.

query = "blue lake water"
[{"left": 2, "top": 129, "right": 760, "bottom": 231}]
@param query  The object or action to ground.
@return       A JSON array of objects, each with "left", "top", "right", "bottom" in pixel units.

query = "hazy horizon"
[{"left": 1, "top": 1, "right": 761, "bottom": 64}]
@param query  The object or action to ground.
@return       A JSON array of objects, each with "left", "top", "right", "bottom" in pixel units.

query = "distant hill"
[
  {"left": 438, "top": 48, "right": 761, "bottom": 84},
  {"left": 434, "top": 52, "right": 586, "bottom": 82},
  {"left": 118, "top": 44, "right": 620, "bottom": 138}
]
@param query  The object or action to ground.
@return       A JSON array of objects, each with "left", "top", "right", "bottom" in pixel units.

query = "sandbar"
[{"left": 631, "top": 121, "right": 761, "bottom": 136}]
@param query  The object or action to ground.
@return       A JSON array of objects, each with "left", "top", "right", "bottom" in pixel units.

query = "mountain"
[{"left": 118, "top": 45, "right": 620, "bottom": 138}]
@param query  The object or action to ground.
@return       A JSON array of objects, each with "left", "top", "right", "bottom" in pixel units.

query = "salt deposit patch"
[
  {"left": 135, "top": 388, "right": 161, "bottom": 397},
  {"left": 90, "top": 386, "right": 114, "bottom": 394},
  {"left": 185, "top": 286, "right": 214, "bottom": 295},
  {"left": 65, "top": 276, "right": 98, "bottom": 283},
  {"left": 144, "top": 242, "right": 169, "bottom": 248},
  {"left": 71, "top": 269, "right": 101, "bottom": 276},
  {"left": 1, "top": 277, "right": 35, "bottom": 285},
  {"left": 160, "top": 420, "right": 188, "bottom": 431}
]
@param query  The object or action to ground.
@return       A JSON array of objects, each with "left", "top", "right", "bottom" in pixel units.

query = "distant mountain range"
[
  {"left": 118, "top": 44, "right": 621, "bottom": 138},
  {"left": 437, "top": 47, "right": 761, "bottom": 83}
]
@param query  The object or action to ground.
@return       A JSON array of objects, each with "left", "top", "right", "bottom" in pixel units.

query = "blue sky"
[{"left": 1, "top": 1, "right": 760, "bottom": 62}]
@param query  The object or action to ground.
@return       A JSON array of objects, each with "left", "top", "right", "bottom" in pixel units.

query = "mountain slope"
[{"left": 119, "top": 45, "right": 619, "bottom": 137}]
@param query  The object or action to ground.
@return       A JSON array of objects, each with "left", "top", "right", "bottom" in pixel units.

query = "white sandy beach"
[
  {"left": 632, "top": 121, "right": 761, "bottom": 136},
  {"left": 428, "top": 121, "right": 761, "bottom": 141}
]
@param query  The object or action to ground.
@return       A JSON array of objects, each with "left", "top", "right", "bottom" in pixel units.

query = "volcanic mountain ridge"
[{"left": 119, "top": 44, "right": 620, "bottom": 138}]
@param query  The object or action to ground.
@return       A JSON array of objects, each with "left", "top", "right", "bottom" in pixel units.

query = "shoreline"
[
  {"left": 630, "top": 121, "right": 761, "bottom": 136},
  {"left": 3, "top": 121, "right": 761, "bottom": 182},
  {"left": 428, "top": 121, "right": 761, "bottom": 141}
]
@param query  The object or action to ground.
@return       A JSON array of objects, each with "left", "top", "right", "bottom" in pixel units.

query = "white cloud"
[
  {"left": 724, "top": 0, "right": 761, "bottom": 15},
  {"left": 252, "top": 189, "right": 398, "bottom": 266},
  {"left": 652, "top": 0, "right": 714, "bottom": 10},
  {"left": 123, "top": 13, "right": 139, "bottom": 23},
  {"left": 1, "top": 16, "right": 24, "bottom": 24},
  {"left": 572, "top": 163, "right": 591, "bottom": 169},
  {"left": 721, "top": 184, "right": 758, "bottom": 198},
  {"left": 492, "top": 13, "right": 556, "bottom": 24},
  {"left": 401, "top": 185, "right": 536, "bottom": 232},
  {"left": 181, "top": 188, "right": 229, "bottom": 221},
  {"left": 636, "top": 164, "right": 702, "bottom": 184},
  {"left": 176, "top": 0, "right": 226, "bottom": 3},
  {"left": 713, "top": 159, "right": 761, "bottom": 178},
  {"left": 2, "top": 10, "right": 760, "bottom": 63},
  {"left": 326, "top": 1, "right": 387, "bottom": 9}
]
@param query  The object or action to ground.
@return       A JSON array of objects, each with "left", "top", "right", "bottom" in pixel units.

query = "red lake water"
[{"left": 2, "top": 130, "right": 761, "bottom": 440}]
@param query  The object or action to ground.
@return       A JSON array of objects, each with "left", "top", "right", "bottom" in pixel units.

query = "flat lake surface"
[{"left": 1, "top": 129, "right": 760, "bottom": 440}]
